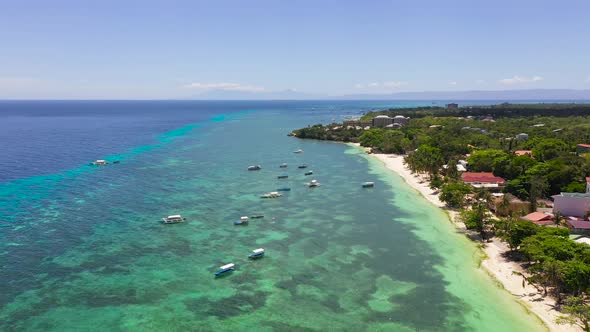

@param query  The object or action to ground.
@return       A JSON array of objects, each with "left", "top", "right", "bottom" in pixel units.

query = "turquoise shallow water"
[{"left": 0, "top": 104, "right": 545, "bottom": 331}]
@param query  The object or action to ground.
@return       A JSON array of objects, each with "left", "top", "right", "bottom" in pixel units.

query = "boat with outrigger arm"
[
  {"left": 307, "top": 179, "right": 320, "bottom": 187},
  {"left": 362, "top": 182, "right": 375, "bottom": 188},
  {"left": 298, "top": 164, "right": 308, "bottom": 169},
  {"left": 234, "top": 216, "right": 249, "bottom": 225},
  {"left": 260, "top": 191, "right": 282, "bottom": 198},
  {"left": 215, "top": 263, "right": 235, "bottom": 276},
  {"left": 293, "top": 149, "right": 303, "bottom": 154},
  {"left": 90, "top": 159, "right": 109, "bottom": 166},
  {"left": 279, "top": 163, "right": 288, "bottom": 168},
  {"left": 276, "top": 187, "right": 291, "bottom": 191},
  {"left": 277, "top": 174, "right": 289, "bottom": 179},
  {"left": 161, "top": 214, "right": 186, "bottom": 224},
  {"left": 250, "top": 214, "right": 264, "bottom": 219},
  {"left": 304, "top": 170, "right": 313, "bottom": 176},
  {"left": 247, "top": 165, "right": 262, "bottom": 171},
  {"left": 248, "top": 248, "right": 265, "bottom": 259}
]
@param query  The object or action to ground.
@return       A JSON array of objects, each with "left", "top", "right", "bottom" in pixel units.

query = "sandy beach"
[{"left": 364, "top": 149, "right": 580, "bottom": 332}]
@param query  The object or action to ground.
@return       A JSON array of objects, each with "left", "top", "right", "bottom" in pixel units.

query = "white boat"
[
  {"left": 248, "top": 165, "right": 262, "bottom": 171},
  {"left": 215, "top": 263, "right": 235, "bottom": 276},
  {"left": 91, "top": 159, "right": 108, "bottom": 166},
  {"left": 234, "top": 216, "right": 249, "bottom": 225},
  {"left": 260, "top": 191, "right": 283, "bottom": 198},
  {"left": 362, "top": 182, "right": 375, "bottom": 188},
  {"left": 279, "top": 163, "right": 288, "bottom": 168},
  {"left": 307, "top": 179, "right": 320, "bottom": 187},
  {"left": 249, "top": 248, "right": 265, "bottom": 259},
  {"left": 293, "top": 149, "right": 303, "bottom": 154},
  {"left": 162, "top": 214, "right": 186, "bottom": 224}
]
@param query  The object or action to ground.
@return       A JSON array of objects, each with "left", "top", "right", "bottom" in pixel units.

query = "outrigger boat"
[
  {"left": 250, "top": 214, "right": 264, "bottom": 219},
  {"left": 362, "top": 182, "right": 375, "bottom": 188},
  {"left": 261, "top": 191, "right": 282, "bottom": 198},
  {"left": 215, "top": 263, "right": 235, "bottom": 276},
  {"left": 298, "top": 164, "right": 308, "bottom": 169},
  {"left": 279, "top": 163, "right": 288, "bottom": 168},
  {"left": 248, "top": 248, "right": 265, "bottom": 259},
  {"left": 307, "top": 179, "right": 320, "bottom": 187},
  {"left": 277, "top": 174, "right": 289, "bottom": 179},
  {"left": 162, "top": 214, "right": 186, "bottom": 224},
  {"left": 234, "top": 216, "right": 249, "bottom": 225},
  {"left": 247, "top": 165, "right": 262, "bottom": 171},
  {"left": 304, "top": 170, "right": 313, "bottom": 176},
  {"left": 90, "top": 159, "right": 108, "bottom": 166},
  {"left": 276, "top": 187, "right": 291, "bottom": 191},
  {"left": 293, "top": 149, "right": 303, "bottom": 154}
]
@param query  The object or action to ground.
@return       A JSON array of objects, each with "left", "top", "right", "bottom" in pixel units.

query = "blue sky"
[{"left": 0, "top": 0, "right": 589, "bottom": 99}]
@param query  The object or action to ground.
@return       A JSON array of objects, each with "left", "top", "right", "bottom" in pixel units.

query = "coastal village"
[{"left": 292, "top": 103, "right": 590, "bottom": 331}]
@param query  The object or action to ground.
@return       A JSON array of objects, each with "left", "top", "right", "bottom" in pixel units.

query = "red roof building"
[
  {"left": 577, "top": 144, "right": 590, "bottom": 153},
  {"left": 566, "top": 220, "right": 590, "bottom": 235},
  {"left": 523, "top": 212, "right": 554, "bottom": 226},
  {"left": 461, "top": 172, "right": 506, "bottom": 188},
  {"left": 514, "top": 150, "right": 532, "bottom": 157}
]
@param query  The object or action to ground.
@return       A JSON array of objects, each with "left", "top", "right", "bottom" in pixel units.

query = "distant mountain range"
[
  {"left": 190, "top": 89, "right": 590, "bottom": 101},
  {"left": 336, "top": 89, "right": 590, "bottom": 101}
]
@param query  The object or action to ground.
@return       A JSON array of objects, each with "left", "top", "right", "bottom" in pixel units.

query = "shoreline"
[{"left": 352, "top": 144, "right": 579, "bottom": 332}]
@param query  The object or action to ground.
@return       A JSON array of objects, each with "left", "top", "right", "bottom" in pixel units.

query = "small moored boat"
[
  {"left": 162, "top": 214, "right": 186, "bottom": 224},
  {"left": 362, "top": 182, "right": 375, "bottom": 188},
  {"left": 279, "top": 163, "right": 288, "bottom": 168},
  {"left": 277, "top": 174, "right": 289, "bottom": 179},
  {"left": 250, "top": 214, "right": 264, "bottom": 219},
  {"left": 248, "top": 165, "right": 262, "bottom": 171},
  {"left": 298, "top": 164, "right": 308, "bottom": 169},
  {"left": 276, "top": 187, "right": 291, "bottom": 191},
  {"left": 91, "top": 159, "right": 109, "bottom": 166},
  {"left": 215, "top": 263, "right": 235, "bottom": 276},
  {"left": 260, "top": 191, "right": 283, "bottom": 198},
  {"left": 234, "top": 216, "right": 249, "bottom": 225},
  {"left": 248, "top": 248, "right": 265, "bottom": 259},
  {"left": 307, "top": 179, "right": 320, "bottom": 187},
  {"left": 293, "top": 149, "right": 303, "bottom": 154},
  {"left": 304, "top": 170, "right": 313, "bottom": 176}
]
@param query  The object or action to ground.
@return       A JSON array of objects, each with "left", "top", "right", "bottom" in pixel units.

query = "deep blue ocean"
[{"left": 0, "top": 100, "right": 548, "bottom": 331}]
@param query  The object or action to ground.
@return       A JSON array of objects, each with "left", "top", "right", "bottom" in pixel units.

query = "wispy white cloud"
[
  {"left": 449, "top": 81, "right": 457, "bottom": 86},
  {"left": 476, "top": 79, "right": 485, "bottom": 85},
  {"left": 184, "top": 82, "right": 265, "bottom": 92},
  {"left": 368, "top": 82, "right": 380, "bottom": 87},
  {"left": 382, "top": 81, "right": 408, "bottom": 88},
  {"left": 585, "top": 75, "right": 590, "bottom": 83},
  {"left": 498, "top": 75, "right": 544, "bottom": 85},
  {"left": 354, "top": 83, "right": 364, "bottom": 89}
]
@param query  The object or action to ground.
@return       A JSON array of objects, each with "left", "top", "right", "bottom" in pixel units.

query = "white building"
[
  {"left": 393, "top": 115, "right": 409, "bottom": 126},
  {"left": 372, "top": 115, "right": 393, "bottom": 128},
  {"left": 552, "top": 192, "right": 590, "bottom": 217},
  {"left": 516, "top": 133, "right": 529, "bottom": 140}
]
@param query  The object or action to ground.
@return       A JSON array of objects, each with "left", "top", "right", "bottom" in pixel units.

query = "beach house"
[
  {"left": 461, "top": 172, "right": 506, "bottom": 189},
  {"left": 552, "top": 192, "right": 590, "bottom": 217}
]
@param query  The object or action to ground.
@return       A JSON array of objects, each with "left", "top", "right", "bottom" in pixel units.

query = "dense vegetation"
[
  {"left": 292, "top": 103, "right": 590, "bottom": 326},
  {"left": 362, "top": 103, "right": 590, "bottom": 120},
  {"left": 292, "top": 106, "right": 590, "bottom": 201}
]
